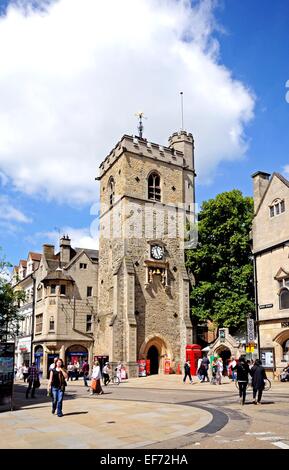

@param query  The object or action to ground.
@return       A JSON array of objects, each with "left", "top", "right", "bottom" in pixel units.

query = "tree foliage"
[
  {"left": 186, "top": 190, "right": 254, "bottom": 329},
  {"left": 0, "top": 249, "right": 25, "bottom": 341}
]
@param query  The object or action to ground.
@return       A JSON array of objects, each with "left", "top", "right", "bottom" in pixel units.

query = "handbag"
[
  {"left": 34, "top": 378, "right": 41, "bottom": 388},
  {"left": 91, "top": 378, "right": 97, "bottom": 391}
]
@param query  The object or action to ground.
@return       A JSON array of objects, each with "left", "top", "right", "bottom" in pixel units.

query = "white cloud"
[
  {"left": 0, "top": 0, "right": 255, "bottom": 204},
  {"left": 0, "top": 195, "right": 32, "bottom": 223},
  {"left": 26, "top": 226, "right": 99, "bottom": 251}
]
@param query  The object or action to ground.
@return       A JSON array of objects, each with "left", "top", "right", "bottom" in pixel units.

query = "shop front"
[
  {"left": 65, "top": 344, "right": 88, "bottom": 369},
  {"left": 16, "top": 337, "right": 31, "bottom": 370}
]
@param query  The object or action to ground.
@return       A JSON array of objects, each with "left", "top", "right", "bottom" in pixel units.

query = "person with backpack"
[
  {"left": 183, "top": 360, "right": 193, "bottom": 384},
  {"left": 251, "top": 359, "right": 267, "bottom": 405},
  {"left": 233, "top": 356, "right": 250, "bottom": 405}
]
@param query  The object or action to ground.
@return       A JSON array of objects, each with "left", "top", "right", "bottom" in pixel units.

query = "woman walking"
[
  {"left": 90, "top": 360, "right": 103, "bottom": 395},
  {"left": 251, "top": 359, "right": 267, "bottom": 405},
  {"left": 48, "top": 358, "right": 68, "bottom": 417},
  {"left": 233, "top": 356, "right": 250, "bottom": 405}
]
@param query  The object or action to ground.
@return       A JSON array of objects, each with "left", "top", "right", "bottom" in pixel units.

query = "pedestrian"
[
  {"left": 67, "top": 362, "right": 74, "bottom": 381},
  {"left": 90, "top": 360, "right": 104, "bottom": 395},
  {"left": 22, "top": 363, "right": 29, "bottom": 382},
  {"left": 102, "top": 362, "right": 110, "bottom": 386},
  {"left": 47, "top": 358, "right": 68, "bottom": 417},
  {"left": 49, "top": 357, "right": 59, "bottom": 373},
  {"left": 116, "top": 361, "right": 122, "bottom": 382},
  {"left": 233, "top": 356, "right": 250, "bottom": 405},
  {"left": 82, "top": 359, "right": 89, "bottom": 387},
  {"left": 251, "top": 359, "right": 267, "bottom": 405},
  {"left": 229, "top": 357, "right": 237, "bottom": 382},
  {"left": 26, "top": 362, "right": 40, "bottom": 399},
  {"left": 216, "top": 357, "right": 223, "bottom": 385},
  {"left": 197, "top": 357, "right": 203, "bottom": 381},
  {"left": 73, "top": 361, "right": 79, "bottom": 380},
  {"left": 280, "top": 363, "right": 289, "bottom": 382},
  {"left": 200, "top": 355, "right": 210, "bottom": 382},
  {"left": 183, "top": 360, "right": 193, "bottom": 384}
]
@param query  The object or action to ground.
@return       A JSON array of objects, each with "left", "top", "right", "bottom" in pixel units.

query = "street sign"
[
  {"left": 259, "top": 304, "right": 273, "bottom": 309},
  {"left": 247, "top": 318, "right": 255, "bottom": 342}
]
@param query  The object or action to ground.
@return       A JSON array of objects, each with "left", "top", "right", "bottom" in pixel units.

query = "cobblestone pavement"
[{"left": 1, "top": 375, "right": 288, "bottom": 449}]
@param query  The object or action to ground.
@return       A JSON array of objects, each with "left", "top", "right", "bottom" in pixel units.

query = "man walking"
[
  {"left": 82, "top": 360, "right": 89, "bottom": 387},
  {"left": 251, "top": 359, "right": 267, "bottom": 404},
  {"left": 183, "top": 360, "right": 193, "bottom": 384},
  {"left": 26, "top": 362, "right": 40, "bottom": 399}
]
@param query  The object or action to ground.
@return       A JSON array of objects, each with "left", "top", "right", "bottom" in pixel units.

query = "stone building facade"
[
  {"left": 12, "top": 252, "right": 41, "bottom": 369},
  {"left": 252, "top": 171, "right": 289, "bottom": 377},
  {"left": 94, "top": 131, "right": 195, "bottom": 376},
  {"left": 32, "top": 237, "right": 98, "bottom": 377}
]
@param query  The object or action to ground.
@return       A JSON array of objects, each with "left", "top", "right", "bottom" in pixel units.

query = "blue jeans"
[{"left": 52, "top": 387, "right": 64, "bottom": 416}]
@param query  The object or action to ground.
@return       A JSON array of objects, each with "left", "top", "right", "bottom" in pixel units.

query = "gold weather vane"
[{"left": 134, "top": 111, "right": 147, "bottom": 139}]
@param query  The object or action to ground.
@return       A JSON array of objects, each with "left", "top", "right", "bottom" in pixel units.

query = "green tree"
[
  {"left": 186, "top": 190, "right": 254, "bottom": 330},
  {"left": 0, "top": 249, "right": 25, "bottom": 342}
]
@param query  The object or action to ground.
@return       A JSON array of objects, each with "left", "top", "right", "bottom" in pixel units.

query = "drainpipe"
[
  {"left": 30, "top": 273, "right": 36, "bottom": 364},
  {"left": 253, "top": 254, "right": 261, "bottom": 359}
]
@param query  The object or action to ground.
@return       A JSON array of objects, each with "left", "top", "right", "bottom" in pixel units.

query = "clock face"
[{"left": 151, "top": 245, "right": 164, "bottom": 260}]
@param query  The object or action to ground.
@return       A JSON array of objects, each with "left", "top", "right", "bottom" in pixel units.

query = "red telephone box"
[{"left": 186, "top": 344, "right": 202, "bottom": 376}]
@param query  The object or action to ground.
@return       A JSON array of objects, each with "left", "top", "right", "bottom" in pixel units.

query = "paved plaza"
[{"left": 1, "top": 374, "right": 289, "bottom": 449}]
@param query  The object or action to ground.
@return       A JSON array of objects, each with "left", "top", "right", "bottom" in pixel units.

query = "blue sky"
[{"left": 0, "top": 0, "right": 289, "bottom": 266}]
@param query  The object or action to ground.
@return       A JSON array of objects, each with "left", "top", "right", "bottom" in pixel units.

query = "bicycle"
[
  {"left": 234, "top": 378, "right": 271, "bottom": 392},
  {"left": 103, "top": 374, "right": 120, "bottom": 386}
]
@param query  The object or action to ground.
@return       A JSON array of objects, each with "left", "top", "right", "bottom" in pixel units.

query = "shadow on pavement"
[
  {"left": 10, "top": 383, "right": 79, "bottom": 411},
  {"left": 63, "top": 411, "right": 88, "bottom": 416}
]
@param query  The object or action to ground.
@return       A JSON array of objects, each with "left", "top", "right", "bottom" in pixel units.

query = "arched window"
[
  {"left": 269, "top": 198, "right": 285, "bottom": 217},
  {"left": 108, "top": 177, "right": 115, "bottom": 206},
  {"left": 148, "top": 172, "right": 161, "bottom": 201},
  {"left": 280, "top": 289, "right": 289, "bottom": 309}
]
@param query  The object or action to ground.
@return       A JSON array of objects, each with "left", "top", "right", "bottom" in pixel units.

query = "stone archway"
[
  {"left": 273, "top": 329, "right": 289, "bottom": 364},
  {"left": 215, "top": 345, "right": 231, "bottom": 376},
  {"left": 139, "top": 334, "right": 172, "bottom": 374}
]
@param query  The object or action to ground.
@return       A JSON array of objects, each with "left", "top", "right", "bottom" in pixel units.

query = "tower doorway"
[{"left": 147, "top": 345, "right": 159, "bottom": 375}]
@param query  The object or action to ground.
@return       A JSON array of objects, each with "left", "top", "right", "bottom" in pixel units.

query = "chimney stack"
[
  {"left": 60, "top": 235, "right": 71, "bottom": 265},
  {"left": 252, "top": 171, "right": 271, "bottom": 213},
  {"left": 43, "top": 244, "right": 55, "bottom": 259}
]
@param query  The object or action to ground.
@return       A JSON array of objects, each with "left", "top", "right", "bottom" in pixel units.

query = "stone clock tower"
[{"left": 94, "top": 130, "right": 196, "bottom": 376}]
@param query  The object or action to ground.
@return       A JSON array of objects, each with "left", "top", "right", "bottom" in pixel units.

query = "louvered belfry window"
[{"left": 148, "top": 172, "right": 161, "bottom": 201}]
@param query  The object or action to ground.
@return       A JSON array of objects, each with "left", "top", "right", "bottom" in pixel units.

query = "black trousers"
[
  {"left": 238, "top": 381, "right": 247, "bottom": 403},
  {"left": 183, "top": 372, "right": 192, "bottom": 383},
  {"left": 26, "top": 381, "right": 36, "bottom": 398},
  {"left": 253, "top": 388, "right": 263, "bottom": 403}
]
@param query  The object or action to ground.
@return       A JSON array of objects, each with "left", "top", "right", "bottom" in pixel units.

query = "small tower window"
[
  {"left": 148, "top": 172, "right": 161, "bottom": 201},
  {"left": 49, "top": 316, "right": 55, "bottom": 331},
  {"left": 60, "top": 285, "right": 66, "bottom": 295},
  {"left": 108, "top": 176, "right": 115, "bottom": 206}
]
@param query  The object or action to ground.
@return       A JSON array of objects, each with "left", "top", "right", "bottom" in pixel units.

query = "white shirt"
[
  {"left": 91, "top": 365, "right": 101, "bottom": 380},
  {"left": 102, "top": 365, "right": 109, "bottom": 374}
]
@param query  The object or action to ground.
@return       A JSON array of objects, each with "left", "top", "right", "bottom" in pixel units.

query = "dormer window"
[
  {"left": 270, "top": 199, "right": 285, "bottom": 217},
  {"left": 148, "top": 172, "right": 161, "bottom": 201}
]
